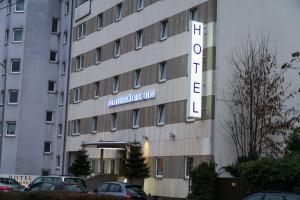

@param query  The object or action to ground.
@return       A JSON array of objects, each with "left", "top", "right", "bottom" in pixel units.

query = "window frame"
[
  {"left": 56, "top": 155, "right": 61, "bottom": 168},
  {"left": 15, "top": 0, "right": 25, "bottom": 13},
  {"left": 135, "top": 30, "right": 143, "bottom": 50},
  {"left": 58, "top": 124, "right": 63, "bottom": 137},
  {"left": 6, "top": 121, "right": 16, "bottom": 137},
  {"left": 61, "top": 61, "right": 66, "bottom": 75},
  {"left": 132, "top": 109, "right": 140, "bottom": 128},
  {"left": 49, "top": 50, "right": 58, "bottom": 63},
  {"left": 95, "top": 47, "right": 101, "bottom": 64},
  {"left": 91, "top": 116, "right": 98, "bottom": 133},
  {"left": 114, "top": 39, "right": 121, "bottom": 58},
  {"left": 155, "top": 157, "right": 164, "bottom": 178},
  {"left": 10, "top": 59, "right": 21, "bottom": 73},
  {"left": 7, "top": 0, "right": 11, "bottom": 15},
  {"left": 51, "top": 18, "right": 60, "bottom": 34},
  {"left": 77, "top": 22, "right": 86, "bottom": 39},
  {"left": 63, "top": 31, "right": 68, "bottom": 44},
  {"left": 158, "top": 62, "right": 167, "bottom": 82},
  {"left": 64, "top": 1, "right": 69, "bottom": 15},
  {"left": 75, "top": 54, "right": 84, "bottom": 71},
  {"left": 48, "top": 80, "right": 56, "bottom": 93},
  {"left": 0, "top": 90, "right": 4, "bottom": 105},
  {"left": 46, "top": 111, "right": 54, "bottom": 123},
  {"left": 184, "top": 157, "right": 194, "bottom": 179},
  {"left": 189, "top": 8, "right": 199, "bottom": 22},
  {"left": 112, "top": 76, "right": 119, "bottom": 94},
  {"left": 72, "top": 120, "right": 80, "bottom": 135},
  {"left": 111, "top": 113, "right": 117, "bottom": 131},
  {"left": 93, "top": 81, "right": 100, "bottom": 98},
  {"left": 160, "top": 20, "right": 168, "bottom": 40},
  {"left": 157, "top": 104, "right": 165, "bottom": 125},
  {"left": 44, "top": 141, "right": 52, "bottom": 154},
  {"left": 133, "top": 69, "right": 141, "bottom": 88},
  {"left": 115, "top": 3, "right": 122, "bottom": 21},
  {"left": 59, "top": 91, "right": 64, "bottom": 105},
  {"left": 74, "top": 87, "right": 81, "bottom": 103},
  {"left": 12, "top": 28, "right": 23, "bottom": 43},
  {"left": 136, "top": 0, "right": 144, "bottom": 11},
  {"left": 97, "top": 13, "right": 103, "bottom": 30},
  {"left": 4, "top": 29, "right": 9, "bottom": 45},
  {"left": 2, "top": 60, "right": 6, "bottom": 75},
  {"left": 8, "top": 89, "right": 18, "bottom": 105}
]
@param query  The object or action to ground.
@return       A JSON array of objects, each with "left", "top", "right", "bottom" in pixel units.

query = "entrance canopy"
[{"left": 81, "top": 141, "right": 140, "bottom": 150}]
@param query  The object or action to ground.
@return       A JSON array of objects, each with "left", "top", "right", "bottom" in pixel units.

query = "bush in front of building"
[{"left": 187, "top": 162, "right": 217, "bottom": 200}]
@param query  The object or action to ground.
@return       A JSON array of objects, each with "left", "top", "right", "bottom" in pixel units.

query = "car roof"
[{"left": 37, "top": 176, "right": 84, "bottom": 179}]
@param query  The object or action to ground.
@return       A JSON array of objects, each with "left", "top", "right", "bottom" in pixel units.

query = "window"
[
  {"left": 2, "top": 60, "right": 6, "bottom": 75},
  {"left": 51, "top": 18, "right": 59, "bottom": 34},
  {"left": 133, "top": 69, "right": 141, "bottom": 88},
  {"left": 61, "top": 61, "right": 66, "bottom": 75},
  {"left": 49, "top": 51, "right": 58, "bottom": 63},
  {"left": 75, "top": 54, "right": 84, "bottom": 71},
  {"left": 7, "top": 0, "right": 11, "bottom": 15},
  {"left": 90, "top": 159, "right": 96, "bottom": 173},
  {"left": 0, "top": 90, "right": 4, "bottom": 105},
  {"left": 46, "top": 111, "right": 54, "bottom": 123},
  {"left": 11, "top": 59, "right": 21, "bottom": 73},
  {"left": 6, "top": 121, "right": 16, "bottom": 136},
  {"left": 4, "top": 29, "right": 9, "bottom": 45},
  {"left": 135, "top": 30, "right": 143, "bottom": 49},
  {"left": 74, "top": 87, "right": 81, "bottom": 103},
  {"left": 115, "top": 3, "right": 122, "bottom": 21},
  {"left": 95, "top": 47, "right": 101, "bottom": 64},
  {"left": 97, "top": 13, "right": 103, "bottom": 30},
  {"left": 63, "top": 31, "right": 68, "bottom": 44},
  {"left": 72, "top": 120, "right": 80, "bottom": 135},
  {"left": 160, "top": 20, "right": 168, "bottom": 40},
  {"left": 56, "top": 155, "right": 60, "bottom": 168},
  {"left": 189, "top": 8, "right": 199, "bottom": 21},
  {"left": 112, "top": 76, "right": 119, "bottom": 93},
  {"left": 64, "top": 2, "right": 69, "bottom": 15},
  {"left": 59, "top": 92, "right": 64, "bottom": 105},
  {"left": 44, "top": 142, "right": 52, "bottom": 154},
  {"left": 132, "top": 109, "right": 139, "bottom": 128},
  {"left": 96, "top": 182, "right": 109, "bottom": 192},
  {"left": 77, "top": 22, "right": 86, "bottom": 39},
  {"left": 185, "top": 157, "right": 194, "bottom": 178},
  {"left": 8, "top": 90, "right": 18, "bottom": 104},
  {"left": 157, "top": 104, "right": 165, "bottom": 125},
  {"left": 48, "top": 80, "right": 56, "bottom": 93},
  {"left": 94, "top": 81, "right": 100, "bottom": 97},
  {"left": 114, "top": 39, "right": 120, "bottom": 57},
  {"left": 156, "top": 158, "right": 164, "bottom": 177},
  {"left": 111, "top": 113, "right": 117, "bottom": 131},
  {"left": 15, "top": 0, "right": 24, "bottom": 12},
  {"left": 58, "top": 124, "right": 62, "bottom": 137},
  {"left": 99, "top": 160, "right": 105, "bottom": 174},
  {"left": 91, "top": 116, "right": 98, "bottom": 133},
  {"left": 110, "top": 159, "right": 115, "bottom": 174},
  {"left": 136, "top": 0, "right": 144, "bottom": 11},
  {"left": 158, "top": 62, "right": 167, "bottom": 82},
  {"left": 13, "top": 28, "right": 23, "bottom": 42}
]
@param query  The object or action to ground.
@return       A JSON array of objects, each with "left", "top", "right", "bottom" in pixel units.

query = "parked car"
[
  {"left": 28, "top": 176, "right": 87, "bottom": 189},
  {"left": 26, "top": 182, "right": 86, "bottom": 193},
  {"left": 243, "top": 192, "right": 300, "bottom": 200},
  {"left": 0, "top": 177, "right": 25, "bottom": 191},
  {"left": 92, "top": 182, "right": 148, "bottom": 200}
]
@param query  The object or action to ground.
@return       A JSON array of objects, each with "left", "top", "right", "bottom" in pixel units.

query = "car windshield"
[
  {"left": 64, "top": 178, "right": 86, "bottom": 188},
  {"left": 125, "top": 185, "right": 146, "bottom": 196}
]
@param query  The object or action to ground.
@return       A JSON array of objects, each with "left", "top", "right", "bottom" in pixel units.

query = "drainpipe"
[{"left": 0, "top": 62, "right": 7, "bottom": 170}]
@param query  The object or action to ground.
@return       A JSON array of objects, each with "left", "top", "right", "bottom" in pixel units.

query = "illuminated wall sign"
[
  {"left": 187, "top": 21, "right": 203, "bottom": 119},
  {"left": 108, "top": 90, "right": 156, "bottom": 107}
]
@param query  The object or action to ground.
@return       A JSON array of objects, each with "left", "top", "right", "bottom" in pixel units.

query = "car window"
[
  {"left": 40, "top": 183, "right": 55, "bottom": 191},
  {"left": 264, "top": 195, "right": 280, "bottom": 200},
  {"left": 108, "top": 184, "right": 122, "bottom": 192},
  {"left": 96, "top": 183, "right": 109, "bottom": 192},
  {"left": 30, "top": 183, "right": 43, "bottom": 191},
  {"left": 64, "top": 178, "right": 86, "bottom": 188},
  {"left": 32, "top": 177, "right": 42, "bottom": 185},
  {"left": 0, "top": 178, "right": 8, "bottom": 184}
]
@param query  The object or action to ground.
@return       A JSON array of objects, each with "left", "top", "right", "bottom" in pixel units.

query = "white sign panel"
[
  {"left": 108, "top": 90, "right": 156, "bottom": 107},
  {"left": 187, "top": 21, "right": 204, "bottom": 118},
  {"left": 0, "top": 174, "right": 38, "bottom": 186}
]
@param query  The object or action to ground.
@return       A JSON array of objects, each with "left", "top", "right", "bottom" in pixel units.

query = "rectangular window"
[
  {"left": 189, "top": 8, "right": 199, "bottom": 21},
  {"left": 6, "top": 121, "right": 16, "bottom": 136},
  {"left": 15, "top": 0, "right": 24, "bottom": 12},
  {"left": 44, "top": 141, "right": 52, "bottom": 154},
  {"left": 7, "top": 0, "right": 11, "bottom": 15},
  {"left": 90, "top": 159, "right": 96, "bottom": 173},
  {"left": 58, "top": 124, "right": 62, "bottom": 137},
  {"left": 13, "top": 28, "right": 23, "bottom": 42},
  {"left": 61, "top": 61, "right": 66, "bottom": 75},
  {"left": 133, "top": 69, "right": 141, "bottom": 88},
  {"left": 92, "top": 116, "right": 98, "bottom": 133},
  {"left": 0, "top": 90, "right": 4, "bottom": 105},
  {"left": 51, "top": 18, "right": 60, "bottom": 34},
  {"left": 5, "top": 29, "right": 9, "bottom": 45},
  {"left": 64, "top": 1, "right": 69, "bottom": 15},
  {"left": 2, "top": 60, "right": 6, "bottom": 75},
  {"left": 156, "top": 158, "right": 164, "bottom": 177},
  {"left": 112, "top": 76, "right": 119, "bottom": 94},
  {"left": 135, "top": 30, "right": 143, "bottom": 49},
  {"left": 49, "top": 51, "right": 58, "bottom": 63},
  {"left": 56, "top": 155, "right": 61, "bottom": 168},
  {"left": 8, "top": 90, "right": 18, "bottom": 104},
  {"left": 110, "top": 159, "right": 115, "bottom": 174},
  {"left": 114, "top": 39, "right": 121, "bottom": 57},
  {"left": 111, "top": 113, "right": 117, "bottom": 131},
  {"left": 185, "top": 157, "right": 194, "bottom": 179},
  {"left": 94, "top": 81, "right": 100, "bottom": 97},
  {"left": 74, "top": 87, "right": 81, "bottom": 103},
  {"left": 63, "top": 31, "right": 68, "bottom": 44},
  {"left": 46, "top": 111, "right": 54, "bottom": 123},
  {"left": 77, "top": 22, "right": 86, "bottom": 39},
  {"left": 160, "top": 20, "right": 168, "bottom": 40},
  {"left": 48, "top": 80, "right": 56, "bottom": 93},
  {"left": 72, "top": 120, "right": 80, "bottom": 135},
  {"left": 97, "top": 13, "right": 103, "bottom": 30},
  {"left": 99, "top": 159, "right": 105, "bottom": 174},
  {"left": 158, "top": 62, "right": 167, "bottom": 82},
  {"left": 75, "top": 54, "right": 84, "bottom": 71},
  {"left": 136, "top": 0, "right": 144, "bottom": 11},
  {"left": 115, "top": 3, "right": 122, "bottom": 21},
  {"left": 157, "top": 104, "right": 165, "bottom": 125},
  {"left": 132, "top": 109, "right": 139, "bottom": 128},
  {"left": 95, "top": 47, "right": 101, "bottom": 64},
  {"left": 11, "top": 59, "right": 21, "bottom": 73},
  {"left": 59, "top": 92, "right": 64, "bottom": 105}
]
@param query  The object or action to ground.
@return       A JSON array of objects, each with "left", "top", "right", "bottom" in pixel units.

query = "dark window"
[
  {"left": 11, "top": 59, "right": 21, "bottom": 73},
  {"left": 44, "top": 142, "right": 51, "bottom": 153},
  {"left": 51, "top": 18, "right": 59, "bottom": 33},
  {"left": 46, "top": 111, "right": 53, "bottom": 122}
]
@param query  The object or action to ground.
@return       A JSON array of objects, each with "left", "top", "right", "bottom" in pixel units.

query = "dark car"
[
  {"left": 28, "top": 176, "right": 87, "bottom": 189},
  {"left": 92, "top": 182, "right": 148, "bottom": 200},
  {"left": 0, "top": 177, "right": 25, "bottom": 191},
  {"left": 243, "top": 192, "right": 300, "bottom": 200},
  {"left": 27, "top": 182, "right": 86, "bottom": 193}
]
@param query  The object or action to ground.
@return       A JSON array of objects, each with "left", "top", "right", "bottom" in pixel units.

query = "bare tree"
[{"left": 225, "top": 36, "right": 299, "bottom": 160}]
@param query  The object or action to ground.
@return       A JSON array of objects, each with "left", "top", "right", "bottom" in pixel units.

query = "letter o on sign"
[{"left": 193, "top": 44, "right": 202, "bottom": 54}]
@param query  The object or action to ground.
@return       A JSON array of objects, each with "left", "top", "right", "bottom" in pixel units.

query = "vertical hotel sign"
[{"left": 187, "top": 21, "right": 203, "bottom": 119}]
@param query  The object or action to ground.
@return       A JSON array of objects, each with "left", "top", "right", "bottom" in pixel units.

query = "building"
[
  {"left": 0, "top": 0, "right": 72, "bottom": 175},
  {"left": 66, "top": 0, "right": 300, "bottom": 199}
]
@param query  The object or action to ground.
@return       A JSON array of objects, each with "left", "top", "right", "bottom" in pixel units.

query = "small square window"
[
  {"left": 133, "top": 69, "right": 141, "bottom": 88},
  {"left": 11, "top": 59, "right": 21, "bottom": 73},
  {"left": 8, "top": 90, "right": 18, "bottom": 104},
  {"left": 157, "top": 104, "right": 165, "bottom": 125},
  {"left": 56, "top": 155, "right": 61, "bottom": 168},
  {"left": 115, "top": 3, "right": 122, "bottom": 21},
  {"left": 96, "top": 47, "right": 101, "bottom": 64},
  {"left": 50, "top": 51, "right": 58, "bottom": 63},
  {"left": 136, "top": 0, "right": 144, "bottom": 11},
  {"left": 112, "top": 76, "right": 119, "bottom": 94},
  {"left": 158, "top": 62, "right": 167, "bottom": 82},
  {"left": 46, "top": 111, "right": 54, "bottom": 123},
  {"left": 94, "top": 81, "right": 100, "bottom": 97},
  {"left": 189, "top": 8, "right": 199, "bottom": 21},
  {"left": 74, "top": 87, "right": 81, "bottom": 103},
  {"left": 4, "top": 29, "right": 9, "bottom": 45},
  {"left": 156, "top": 158, "right": 164, "bottom": 178},
  {"left": 13, "top": 28, "right": 23, "bottom": 42},
  {"left": 77, "top": 22, "right": 86, "bottom": 39},
  {"left": 114, "top": 39, "right": 121, "bottom": 58},
  {"left": 75, "top": 54, "right": 84, "bottom": 71},
  {"left": 92, "top": 116, "right": 98, "bottom": 133},
  {"left": 6, "top": 121, "right": 16, "bottom": 136},
  {"left": 64, "top": 2, "right": 69, "bottom": 15},
  {"left": 15, "top": 0, "right": 24, "bottom": 12},
  {"left": 185, "top": 157, "right": 194, "bottom": 179},
  {"left": 132, "top": 109, "right": 139, "bottom": 128},
  {"left": 111, "top": 113, "right": 117, "bottom": 131},
  {"left": 61, "top": 61, "right": 66, "bottom": 75},
  {"left": 59, "top": 92, "right": 64, "bottom": 105},
  {"left": 58, "top": 124, "right": 63, "bottom": 137},
  {"left": 51, "top": 18, "right": 60, "bottom": 34},
  {"left": 72, "top": 120, "right": 80, "bottom": 135},
  {"left": 48, "top": 80, "right": 56, "bottom": 93},
  {"left": 63, "top": 31, "right": 68, "bottom": 44},
  {"left": 135, "top": 30, "right": 143, "bottom": 49},
  {"left": 160, "top": 20, "right": 168, "bottom": 40},
  {"left": 0, "top": 90, "right": 4, "bottom": 105},
  {"left": 97, "top": 13, "right": 103, "bottom": 30},
  {"left": 44, "top": 141, "right": 52, "bottom": 154}
]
